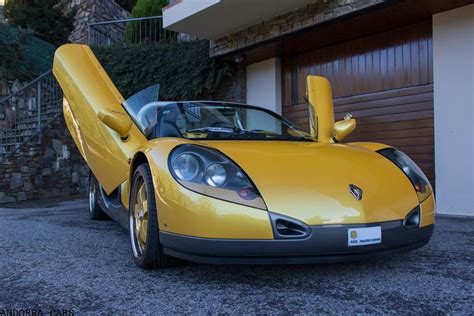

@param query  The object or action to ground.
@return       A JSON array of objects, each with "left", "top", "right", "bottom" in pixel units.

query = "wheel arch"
[
  {"left": 122, "top": 151, "right": 150, "bottom": 210},
  {"left": 130, "top": 151, "right": 149, "bottom": 179}
]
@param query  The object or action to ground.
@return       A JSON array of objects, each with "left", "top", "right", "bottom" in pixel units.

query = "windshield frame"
[{"left": 154, "top": 101, "right": 315, "bottom": 142}]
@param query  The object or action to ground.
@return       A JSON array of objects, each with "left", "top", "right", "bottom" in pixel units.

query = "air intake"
[
  {"left": 269, "top": 213, "right": 311, "bottom": 239},
  {"left": 403, "top": 206, "right": 421, "bottom": 229}
]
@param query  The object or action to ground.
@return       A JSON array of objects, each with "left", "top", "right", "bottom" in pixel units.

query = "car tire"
[
  {"left": 89, "top": 173, "right": 110, "bottom": 220},
  {"left": 129, "top": 164, "right": 177, "bottom": 269}
]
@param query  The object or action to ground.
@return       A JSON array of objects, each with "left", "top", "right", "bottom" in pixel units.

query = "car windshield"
[
  {"left": 155, "top": 102, "right": 313, "bottom": 141},
  {"left": 122, "top": 84, "right": 161, "bottom": 135}
]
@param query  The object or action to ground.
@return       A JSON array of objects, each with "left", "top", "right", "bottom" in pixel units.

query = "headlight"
[
  {"left": 171, "top": 153, "right": 200, "bottom": 181},
  {"left": 378, "top": 148, "right": 432, "bottom": 202},
  {"left": 205, "top": 163, "right": 227, "bottom": 187},
  {"left": 169, "top": 145, "right": 266, "bottom": 210}
]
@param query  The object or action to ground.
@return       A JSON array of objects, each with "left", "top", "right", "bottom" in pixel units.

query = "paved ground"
[{"left": 0, "top": 199, "right": 472, "bottom": 315}]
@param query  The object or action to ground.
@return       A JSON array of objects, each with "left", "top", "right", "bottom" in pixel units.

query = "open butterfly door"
[{"left": 53, "top": 44, "right": 147, "bottom": 194}]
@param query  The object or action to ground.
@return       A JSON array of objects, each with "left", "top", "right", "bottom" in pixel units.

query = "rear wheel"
[
  {"left": 129, "top": 164, "right": 177, "bottom": 269},
  {"left": 89, "top": 174, "right": 109, "bottom": 220}
]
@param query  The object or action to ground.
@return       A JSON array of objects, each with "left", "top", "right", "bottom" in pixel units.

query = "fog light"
[{"left": 404, "top": 207, "right": 421, "bottom": 229}]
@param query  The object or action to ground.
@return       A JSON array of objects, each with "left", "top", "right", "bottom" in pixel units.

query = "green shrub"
[
  {"left": 4, "top": 0, "right": 75, "bottom": 45},
  {"left": 115, "top": 0, "right": 138, "bottom": 12},
  {"left": 125, "top": 0, "right": 171, "bottom": 44},
  {"left": 94, "top": 41, "right": 234, "bottom": 101},
  {"left": 130, "top": 0, "right": 168, "bottom": 17}
]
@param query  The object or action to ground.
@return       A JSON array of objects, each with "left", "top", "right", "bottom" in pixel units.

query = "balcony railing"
[{"left": 88, "top": 16, "right": 182, "bottom": 47}]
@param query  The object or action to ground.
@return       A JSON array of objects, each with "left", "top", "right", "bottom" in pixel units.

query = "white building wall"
[
  {"left": 246, "top": 58, "right": 282, "bottom": 114},
  {"left": 163, "top": 0, "right": 220, "bottom": 30},
  {"left": 433, "top": 4, "right": 474, "bottom": 216}
]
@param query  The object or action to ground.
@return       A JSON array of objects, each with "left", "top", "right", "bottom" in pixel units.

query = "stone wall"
[
  {"left": 64, "top": 0, "right": 129, "bottom": 44},
  {"left": 0, "top": 115, "right": 88, "bottom": 204},
  {"left": 210, "top": 0, "right": 385, "bottom": 57}
]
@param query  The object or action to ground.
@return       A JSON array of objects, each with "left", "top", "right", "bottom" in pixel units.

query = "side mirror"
[
  {"left": 334, "top": 114, "right": 356, "bottom": 142},
  {"left": 98, "top": 109, "right": 132, "bottom": 140}
]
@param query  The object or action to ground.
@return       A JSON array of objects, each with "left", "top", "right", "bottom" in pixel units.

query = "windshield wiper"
[
  {"left": 187, "top": 127, "right": 266, "bottom": 136},
  {"left": 187, "top": 127, "right": 236, "bottom": 134}
]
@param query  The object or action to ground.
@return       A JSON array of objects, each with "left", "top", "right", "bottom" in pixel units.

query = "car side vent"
[
  {"left": 269, "top": 213, "right": 311, "bottom": 239},
  {"left": 403, "top": 206, "right": 421, "bottom": 229}
]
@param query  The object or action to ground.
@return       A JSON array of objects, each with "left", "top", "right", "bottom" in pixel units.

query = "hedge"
[{"left": 94, "top": 41, "right": 234, "bottom": 101}]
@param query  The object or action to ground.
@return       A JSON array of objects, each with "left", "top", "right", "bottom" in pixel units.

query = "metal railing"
[
  {"left": 0, "top": 70, "right": 62, "bottom": 162},
  {"left": 88, "top": 16, "right": 181, "bottom": 47}
]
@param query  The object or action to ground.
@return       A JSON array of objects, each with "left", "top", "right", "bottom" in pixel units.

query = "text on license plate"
[{"left": 348, "top": 226, "right": 382, "bottom": 247}]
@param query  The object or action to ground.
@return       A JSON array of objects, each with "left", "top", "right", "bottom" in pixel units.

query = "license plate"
[{"left": 348, "top": 226, "right": 382, "bottom": 247}]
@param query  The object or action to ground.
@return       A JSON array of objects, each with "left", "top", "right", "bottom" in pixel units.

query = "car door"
[{"left": 53, "top": 44, "right": 148, "bottom": 194}]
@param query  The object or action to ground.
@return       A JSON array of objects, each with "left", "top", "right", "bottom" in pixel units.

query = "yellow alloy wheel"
[
  {"left": 131, "top": 179, "right": 149, "bottom": 256},
  {"left": 129, "top": 164, "right": 177, "bottom": 269}
]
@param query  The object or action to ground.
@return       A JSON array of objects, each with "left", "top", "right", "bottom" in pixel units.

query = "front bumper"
[{"left": 160, "top": 221, "right": 434, "bottom": 264}]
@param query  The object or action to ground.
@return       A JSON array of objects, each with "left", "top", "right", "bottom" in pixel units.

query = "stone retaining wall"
[
  {"left": 210, "top": 0, "right": 385, "bottom": 57},
  {"left": 64, "top": 0, "right": 129, "bottom": 44},
  {"left": 0, "top": 115, "right": 88, "bottom": 204}
]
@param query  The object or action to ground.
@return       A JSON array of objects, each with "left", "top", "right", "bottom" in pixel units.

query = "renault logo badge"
[{"left": 349, "top": 184, "right": 363, "bottom": 201}]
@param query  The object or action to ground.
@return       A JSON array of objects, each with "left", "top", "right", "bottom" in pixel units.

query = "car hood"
[{"left": 201, "top": 141, "right": 419, "bottom": 225}]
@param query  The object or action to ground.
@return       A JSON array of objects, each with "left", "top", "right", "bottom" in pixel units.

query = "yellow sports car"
[{"left": 53, "top": 44, "right": 435, "bottom": 269}]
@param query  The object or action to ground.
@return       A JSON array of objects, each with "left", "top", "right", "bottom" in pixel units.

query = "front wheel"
[
  {"left": 129, "top": 164, "right": 177, "bottom": 269},
  {"left": 89, "top": 173, "right": 109, "bottom": 220}
]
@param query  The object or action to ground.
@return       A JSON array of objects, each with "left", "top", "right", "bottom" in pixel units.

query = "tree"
[
  {"left": 130, "top": 0, "right": 168, "bottom": 18},
  {"left": 4, "top": 0, "right": 75, "bottom": 45},
  {"left": 115, "top": 0, "right": 137, "bottom": 13}
]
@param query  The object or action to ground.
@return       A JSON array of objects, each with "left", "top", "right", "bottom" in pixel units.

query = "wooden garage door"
[{"left": 282, "top": 21, "right": 434, "bottom": 184}]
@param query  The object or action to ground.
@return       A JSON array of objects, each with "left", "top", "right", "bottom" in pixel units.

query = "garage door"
[{"left": 282, "top": 21, "right": 434, "bottom": 184}]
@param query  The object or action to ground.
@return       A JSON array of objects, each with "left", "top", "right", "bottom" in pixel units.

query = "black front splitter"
[{"left": 160, "top": 222, "right": 434, "bottom": 265}]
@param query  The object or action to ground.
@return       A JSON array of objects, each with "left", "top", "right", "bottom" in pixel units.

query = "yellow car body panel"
[
  {"left": 53, "top": 44, "right": 147, "bottom": 194},
  {"left": 186, "top": 141, "right": 420, "bottom": 226},
  {"left": 347, "top": 142, "right": 391, "bottom": 152},
  {"left": 307, "top": 76, "right": 335, "bottom": 142},
  {"left": 132, "top": 138, "right": 434, "bottom": 237},
  {"left": 420, "top": 193, "right": 436, "bottom": 227},
  {"left": 138, "top": 139, "right": 274, "bottom": 239}
]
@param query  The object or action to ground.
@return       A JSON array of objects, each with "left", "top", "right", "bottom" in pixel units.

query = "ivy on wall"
[{"left": 93, "top": 41, "right": 234, "bottom": 101}]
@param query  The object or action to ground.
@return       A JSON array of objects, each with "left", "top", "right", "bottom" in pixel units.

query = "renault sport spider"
[{"left": 53, "top": 44, "right": 435, "bottom": 269}]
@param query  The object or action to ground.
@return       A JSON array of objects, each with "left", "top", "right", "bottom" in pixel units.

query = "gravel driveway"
[{"left": 0, "top": 198, "right": 472, "bottom": 314}]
